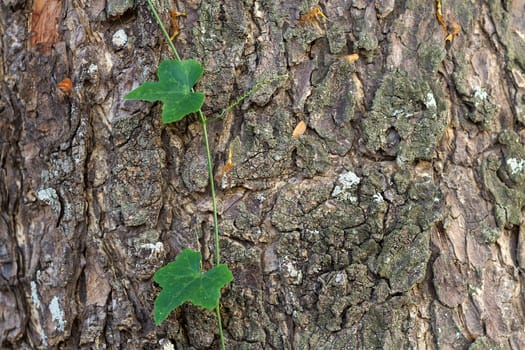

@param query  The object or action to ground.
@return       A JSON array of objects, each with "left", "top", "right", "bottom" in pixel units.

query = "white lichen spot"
[
  {"left": 335, "top": 191, "right": 357, "bottom": 202},
  {"left": 425, "top": 92, "right": 436, "bottom": 109},
  {"left": 473, "top": 86, "right": 488, "bottom": 101},
  {"left": 469, "top": 285, "right": 482, "bottom": 296},
  {"left": 87, "top": 63, "right": 99, "bottom": 82},
  {"left": 140, "top": 242, "right": 163, "bottom": 251},
  {"left": 37, "top": 188, "right": 61, "bottom": 213},
  {"left": 37, "top": 187, "right": 57, "bottom": 203},
  {"left": 518, "top": 105, "right": 525, "bottom": 122},
  {"left": 334, "top": 271, "right": 346, "bottom": 284},
  {"left": 88, "top": 63, "right": 98, "bottom": 75},
  {"left": 507, "top": 158, "right": 525, "bottom": 175},
  {"left": 339, "top": 171, "right": 361, "bottom": 187},
  {"left": 49, "top": 296, "right": 65, "bottom": 332},
  {"left": 392, "top": 109, "right": 403, "bottom": 117},
  {"left": 332, "top": 170, "right": 361, "bottom": 201},
  {"left": 282, "top": 258, "right": 303, "bottom": 285},
  {"left": 332, "top": 185, "right": 343, "bottom": 197},
  {"left": 38, "top": 328, "right": 48, "bottom": 348},
  {"left": 31, "top": 281, "right": 41, "bottom": 308},
  {"left": 140, "top": 242, "right": 164, "bottom": 258},
  {"left": 514, "top": 29, "right": 525, "bottom": 41},
  {"left": 112, "top": 29, "right": 128, "bottom": 49},
  {"left": 159, "top": 338, "right": 175, "bottom": 350},
  {"left": 373, "top": 193, "right": 384, "bottom": 203},
  {"left": 253, "top": 0, "right": 265, "bottom": 19},
  {"left": 342, "top": 194, "right": 359, "bottom": 203}
]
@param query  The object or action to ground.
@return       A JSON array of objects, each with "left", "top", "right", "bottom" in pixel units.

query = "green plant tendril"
[
  {"left": 208, "top": 74, "right": 289, "bottom": 122},
  {"left": 144, "top": 1, "right": 225, "bottom": 348},
  {"left": 143, "top": 3, "right": 287, "bottom": 348}
]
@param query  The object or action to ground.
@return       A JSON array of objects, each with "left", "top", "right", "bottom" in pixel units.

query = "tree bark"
[{"left": 1, "top": 0, "right": 525, "bottom": 349}]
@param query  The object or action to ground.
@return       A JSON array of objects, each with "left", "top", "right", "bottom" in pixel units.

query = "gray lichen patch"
[
  {"left": 331, "top": 169, "right": 361, "bottom": 206},
  {"left": 431, "top": 301, "right": 471, "bottom": 349},
  {"left": 316, "top": 264, "right": 373, "bottom": 331},
  {"left": 191, "top": 1, "right": 252, "bottom": 114},
  {"left": 488, "top": 0, "right": 525, "bottom": 72},
  {"left": 181, "top": 137, "right": 208, "bottom": 193},
  {"left": 482, "top": 155, "right": 525, "bottom": 228},
  {"left": 110, "top": 119, "right": 166, "bottom": 227},
  {"left": 49, "top": 296, "right": 66, "bottom": 332},
  {"left": 271, "top": 178, "right": 334, "bottom": 232},
  {"left": 352, "top": 3, "right": 379, "bottom": 53},
  {"left": 417, "top": 41, "right": 446, "bottom": 77},
  {"left": 106, "top": 0, "right": 134, "bottom": 18},
  {"left": 362, "top": 69, "right": 447, "bottom": 162},
  {"left": 295, "top": 135, "right": 330, "bottom": 177},
  {"left": 36, "top": 187, "right": 61, "bottom": 214},
  {"left": 230, "top": 108, "right": 295, "bottom": 188},
  {"left": 482, "top": 130, "right": 525, "bottom": 229},
  {"left": 468, "top": 336, "right": 507, "bottom": 350},
  {"left": 432, "top": 254, "right": 468, "bottom": 308},
  {"left": 219, "top": 192, "right": 272, "bottom": 244},
  {"left": 373, "top": 177, "right": 442, "bottom": 292},
  {"left": 498, "top": 130, "right": 525, "bottom": 188},
  {"left": 269, "top": 159, "right": 442, "bottom": 341},
  {"left": 283, "top": 16, "right": 328, "bottom": 63},
  {"left": 361, "top": 297, "right": 418, "bottom": 350},
  {"left": 467, "top": 86, "right": 499, "bottom": 126},
  {"left": 375, "top": 224, "right": 431, "bottom": 293},
  {"left": 306, "top": 58, "right": 357, "bottom": 156}
]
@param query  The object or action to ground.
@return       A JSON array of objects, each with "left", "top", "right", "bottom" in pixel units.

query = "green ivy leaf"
[
  {"left": 124, "top": 59, "right": 205, "bottom": 124},
  {"left": 153, "top": 248, "right": 233, "bottom": 325}
]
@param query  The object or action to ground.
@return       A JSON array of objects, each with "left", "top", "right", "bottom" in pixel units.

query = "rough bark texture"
[{"left": 1, "top": 0, "right": 525, "bottom": 349}]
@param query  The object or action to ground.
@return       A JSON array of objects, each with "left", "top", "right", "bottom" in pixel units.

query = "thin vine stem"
[
  {"left": 145, "top": 0, "right": 181, "bottom": 61},
  {"left": 207, "top": 74, "right": 288, "bottom": 123},
  {"left": 144, "top": 1, "right": 225, "bottom": 349},
  {"left": 199, "top": 113, "right": 221, "bottom": 267}
]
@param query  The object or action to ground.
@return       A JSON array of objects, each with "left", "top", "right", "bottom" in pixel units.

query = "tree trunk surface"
[{"left": 1, "top": 0, "right": 525, "bottom": 349}]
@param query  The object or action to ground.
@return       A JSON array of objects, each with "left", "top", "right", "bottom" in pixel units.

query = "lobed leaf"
[
  {"left": 153, "top": 248, "right": 233, "bottom": 325},
  {"left": 125, "top": 59, "right": 205, "bottom": 124}
]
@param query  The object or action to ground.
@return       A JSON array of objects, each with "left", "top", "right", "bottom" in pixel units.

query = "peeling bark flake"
[{"left": 30, "top": 0, "right": 62, "bottom": 55}]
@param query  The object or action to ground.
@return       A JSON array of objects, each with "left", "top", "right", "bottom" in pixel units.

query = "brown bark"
[{"left": 1, "top": 0, "right": 525, "bottom": 349}]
